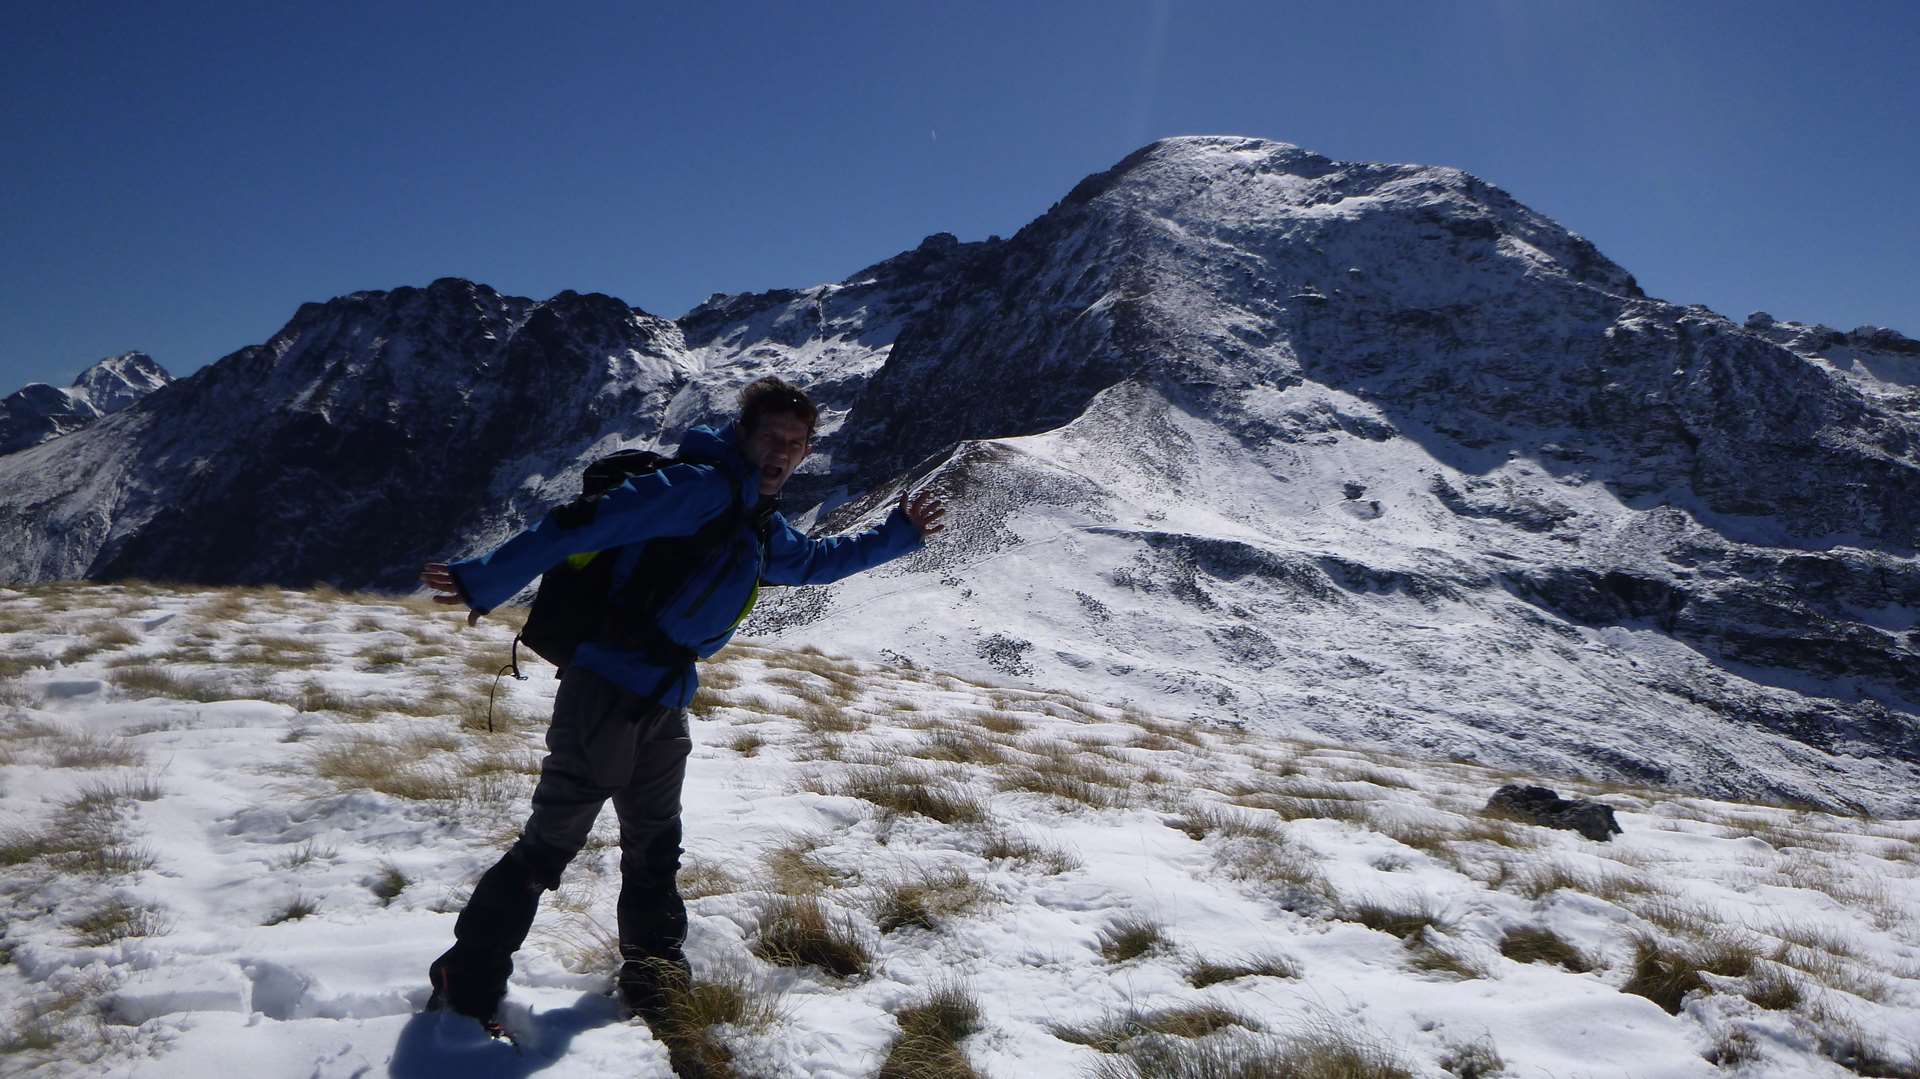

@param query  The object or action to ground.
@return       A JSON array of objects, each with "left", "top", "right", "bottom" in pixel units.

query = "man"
[{"left": 418, "top": 376, "right": 945, "bottom": 1027}]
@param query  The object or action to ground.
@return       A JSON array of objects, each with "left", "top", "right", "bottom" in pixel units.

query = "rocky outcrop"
[{"left": 1485, "top": 784, "right": 1623, "bottom": 841}]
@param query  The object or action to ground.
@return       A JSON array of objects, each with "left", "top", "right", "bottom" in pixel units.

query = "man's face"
[{"left": 742, "top": 412, "right": 812, "bottom": 496}]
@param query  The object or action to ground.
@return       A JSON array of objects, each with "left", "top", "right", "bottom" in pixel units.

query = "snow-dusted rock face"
[
  {"left": 1, "top": 136, "right": 1915, "bottom": 811},
  {"left": 0, "top": 351, "right": 170, "bottom": 455}
]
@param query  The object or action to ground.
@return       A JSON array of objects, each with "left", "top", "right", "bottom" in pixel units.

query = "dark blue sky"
[{"left": 4, "top": 1, "right": 1916, "bottom": 391}]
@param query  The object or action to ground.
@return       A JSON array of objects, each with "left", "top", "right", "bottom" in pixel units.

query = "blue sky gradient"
[{"left": 3, "top": 1, "right": 1916, "bottom": 390}]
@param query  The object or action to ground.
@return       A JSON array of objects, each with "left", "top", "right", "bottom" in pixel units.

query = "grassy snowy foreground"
[{"left": 1, "top": 584, "right": 1918, "bottom": 1078}]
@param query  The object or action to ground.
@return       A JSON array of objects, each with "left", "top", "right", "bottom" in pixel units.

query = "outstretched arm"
[{"left": 762, "top": 486, "right": 946, "bottom": 586}]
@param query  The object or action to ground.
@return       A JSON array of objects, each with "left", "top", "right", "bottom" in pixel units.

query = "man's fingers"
[{"left": 432, "top": 593, "right": 461, "bottom": 605}]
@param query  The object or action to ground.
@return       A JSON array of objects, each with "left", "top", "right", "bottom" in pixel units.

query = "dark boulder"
[{"left": 1485, "top": 784, "right": 1622, "bottom": 842}]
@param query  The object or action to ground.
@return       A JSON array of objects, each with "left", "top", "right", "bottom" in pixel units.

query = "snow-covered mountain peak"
[
  {"left": 71, "top": 350, "right": 169, "bottom": 411},
  {"left": 1052, "top": 137, "right": 1643, "bottom": 304},
  {"left": 0, "top": 350, "right": 172, "bottom": 455}
]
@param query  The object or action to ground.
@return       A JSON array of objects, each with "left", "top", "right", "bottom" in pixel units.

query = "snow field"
[{"left": 0, "top": 583, "right": 1916, "bottom": 1077}]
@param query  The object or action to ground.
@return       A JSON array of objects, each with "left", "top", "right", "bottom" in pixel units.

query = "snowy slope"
[{"left": 1, "top": 584, "right": 1917, "bottom": 1077}]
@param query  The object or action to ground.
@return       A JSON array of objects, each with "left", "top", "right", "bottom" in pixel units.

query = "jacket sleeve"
[
  {"left": 448, "top": 464, "right": 736, "bottom": 614},
  {"left": 761, "top": 504, "right": 925, "bottom": 587}
]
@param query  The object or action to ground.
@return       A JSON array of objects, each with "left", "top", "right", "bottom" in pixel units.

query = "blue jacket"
[{"left": 448, "top": 422, "right": 924, "bottom": 707}]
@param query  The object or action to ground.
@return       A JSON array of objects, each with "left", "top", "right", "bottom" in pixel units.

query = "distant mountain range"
[
  {"left": 0, "top": 351, "right": 171, "bottom": 455},
  {"left": 3, "top": 136, "right": 1915, "bottom": 813}
]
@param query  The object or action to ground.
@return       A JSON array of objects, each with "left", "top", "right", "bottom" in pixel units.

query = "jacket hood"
[{"left": 678, "top": 422, "right": 761, "bottom": 506}]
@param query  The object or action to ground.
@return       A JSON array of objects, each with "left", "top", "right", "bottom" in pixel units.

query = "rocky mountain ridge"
[{"left": 1, "top": 136, "right": 1914, "bottom": 811}]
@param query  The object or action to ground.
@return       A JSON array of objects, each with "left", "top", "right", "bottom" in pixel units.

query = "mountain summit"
[
  {"left": 0, "top": 351, "right": 170, "bottom": 455},
  {"left": 1, "top": 138, "right": 1915, "bottom": 812}
]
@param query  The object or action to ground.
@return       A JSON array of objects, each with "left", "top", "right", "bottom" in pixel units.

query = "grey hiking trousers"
[{"left": 432, "top": 665, "right": 691, "bottom": 1015}]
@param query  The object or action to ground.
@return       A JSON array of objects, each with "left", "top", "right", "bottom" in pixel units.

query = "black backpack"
[{"left": 512, "top": 449, "right": 753, "bottom": 677}]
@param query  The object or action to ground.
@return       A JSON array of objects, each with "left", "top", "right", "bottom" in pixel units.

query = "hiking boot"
[
  {"left": 616, "top": 953, "right": 691, "bottom": 1019},
  {"left": 427, "top": 952, "right": 507, "bottom": 1028}
]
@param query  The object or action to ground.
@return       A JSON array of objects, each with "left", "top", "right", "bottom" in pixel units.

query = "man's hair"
[{"left": 738, "top": 376, "right": 818, "bottom": 435}]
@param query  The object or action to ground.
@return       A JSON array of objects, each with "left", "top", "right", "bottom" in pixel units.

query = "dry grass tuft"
[
  {"left": 66, "top": 897, "right": 174, "bottom": 946},
  {"left": 109, "top": 666, "right": 239, "bottom": 704},
  {"left": 1769, "top": 942, "right": 1893, "bottom": 1003},
  {"left": 1096, "top": 913, "right": 1168, "bottom": 963},
  {"left": 1404, "top": 928, "right": 1488, "bottom": 980},
  {"left": 792, "top": 701, "right": 866, "bottom": 734},
  {"left": 1622, "top": 893, "right": 1725, "bottom": 939},
  {"left": 3, "top": 802, "right": 153, "bottom": 878},
  {"left": 1167, "top": 804, "right": 1286, "bottom": 843},
  {"left": 1498, "top": 926, "right": 1592, "bottom": 973},
  {"left": 975, "top": 710, "right": 1026, "bottom": 735},
  {"left": 1343, "top": 896, "right": 1448, "bottom": 941},
  {"left": 751, "top": 895, "right": 871, "bottom": 977},
  {"left": 874, "top": 866, "right": 990, "bottom": 934},
  {"left": 997, "top": 744, "right": 1131, "bottom": 809},
  {"left": 1089, "top": 1022, "right": 1414, "bottom": 1079},
  {"left": 680, "top": 858, "right": 743, "bottom": 901},
  {"left": 646, "top": 963, "right": 789, "bottom": 1078},
  {"left": 1229, "top": 787, "right": 1371, "bottom": 823},
  {"left": 911, "top": 729, "right": 1012, "bottom": 767},
  {"left": 977, "top": 828, "right": 1080, "bottom": 873},
  {"left": 831, "top": 766, "right": 988, "bottom": 825},
  {"left": 1510, "top": 861, "right": 1654, "bottom": 902},
  {"left": 1120, "top": 709, "right": 1205, "bottom": 748},
  {"left": 1185, "top": 950, "right": 1300, "bottom": 987},
  {"left": 263, "top": 892, "right": 320, "bottom": 925},
  {"left": 1742, "top": 963, "right": 1804, "bottom": 1011},
  {"left": 271, "top": 839, "right": 337, "bottom": 870},
  {"left": 310, "top": 734, "right": 464, "bottom": 801},
  {"left": 1437, "top": 1036, "right": 1506, "bottom": 1079},
  {"left": 1212, "top": 834, "right": 1330, "bottom": 907},
  {"left": 764, "top": 834, "right": 841, "bottom": 896},
  {"left": 370, "top": 860, "right": 409, "bottom": 905},
  {"left": 49, "top": 731, "right": 146, "bottom": 769},
  {"left": 1054, "top": 1002, "right": 1260, "bottom": 1053},
  {"left": 1812, "top": 1014, "right": 1920, "bottom": 1079},
  {"left": 727, "top": 730, "right": 767, "bottom": 757},
  {"left": 1619, "top": 932, "right": 1758, "bottom": 1015},
  {"left": 878, "top": 982, "right": 983, "bottom": 1079},
  {"left": 62, "top": 772, "right": 164, "bottom": 813}
]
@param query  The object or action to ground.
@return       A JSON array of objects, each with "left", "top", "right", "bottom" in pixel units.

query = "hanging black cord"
[{"left": 485, "top": 636, "right": 531, "bottom": 733}]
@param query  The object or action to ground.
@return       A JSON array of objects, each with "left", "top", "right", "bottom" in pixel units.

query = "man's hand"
[
  {"left": 900, "top": 488, "right": 948, "bottom": 539},
  {"left": 420, "top": 561, "right": 482, "bottom": 627}
]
